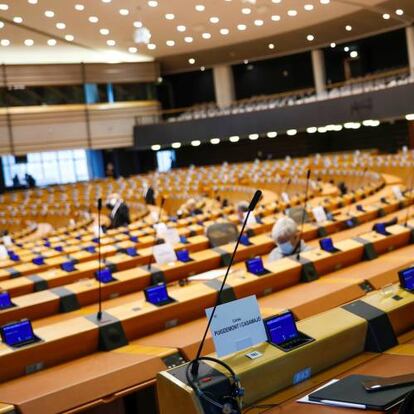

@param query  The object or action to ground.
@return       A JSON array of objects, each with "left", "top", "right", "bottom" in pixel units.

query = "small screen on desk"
[
  {"left": 246, "top": 257, "right": 264, "bottom": 274},
  {"left": 1, "top": 320, "right": 35, "bottom": 347},
  {"left": 176, "top": 249, "right": 190, "bottom": 262},
  {"left": 0, "top": 292, "right": 12, "bottom": 310},
  {"left": 96, "top": 268, "right": 113, "bottom": 283},
  {"left": 145, "top": 284, "right": 169, "bottom": 305},
  {"left": 399, "top": 267, "right": 414, "bottom": 291},
  {"left": 320, "top": 238, "right": 335, "bottom": 252},
  {"left": 374, "top": 223, "right": 388, "bottom": 235},
  {"left": 265, "top": 312, "right": 299, "bottom": 345}
]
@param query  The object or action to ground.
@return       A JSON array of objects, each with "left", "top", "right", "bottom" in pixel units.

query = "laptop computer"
[
  {"left": 0, "top": 319, "right": 41, "bottom": 348},
  {"left": 125, "top": 247, "right": 138, "bottom": 257},
  {"left": 373, "top": 223, "right": 391, "bottom": 236},
  {"left": 245, "top": 257, "right": 270, "bottom": 276},
  {"left": 95, "top": 268, "right": 116, "bottom": 284},
  {"left": 176, "top": 249, "right": 192, "bottom": 263},
  {"left": 264, "top": 310, "right": 314, "bottom": 352},
  {"left": 0, "top": 291, "right": 14, "bottom": 310},
  {"left": 61, "top": 261, "right": 76, "bottom": 272},
  {"left": 144, "top": 283, "right": 175, "bottom": 307},
  {"left": 240, "top": 234, "right": 253, "bottom": 246},
  {"left": 319, "top": 238, "right": 340, "bottom": 253},
  {"left": 398, "top": 266, "right": 414, "bottom": 293}
]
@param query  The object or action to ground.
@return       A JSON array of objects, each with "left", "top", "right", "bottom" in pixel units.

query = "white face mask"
[{"left": 279, "top": 241, "right": 295, "bottom": 255}]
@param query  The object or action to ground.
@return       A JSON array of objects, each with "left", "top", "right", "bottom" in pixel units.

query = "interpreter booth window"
[
  {"left": 156, "top": 150, "right": 176, "bottom": 173},
  {"left": 2, "top": 149, "right": 90, "bottom": 187}
]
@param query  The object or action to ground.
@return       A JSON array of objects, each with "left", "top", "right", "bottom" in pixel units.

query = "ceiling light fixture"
[
  {"left": 0, "top": 22, "right": 4, "bottom": 29},
  {"left": 28, "top": 0, "right": 38, "bottom": 4},
  {"left": 128, "top": 46, "right": 138, "bottom": 53},
  {"left": 249, "top": 133, "right": 259, "bottom": 140},
  {"left": 268, "top": 43, "right": 275, "bottom": 49},
  {"left": 166, "top": 40, "right": 175, "bottom": 46},
  {"left": 100, "top": 28, "right": 109, "bottom": 35},
  {"left": 56, "top": 22, "right": 66, "bottom": 29},
  {"left": 220, "top": 28, "right": 229, "bottom": 35},
  {"left": 0, "top": 4, "right": 8, "bottom": 10},
  {"left": 396, "top": 9, "right": 404, "bottom": 16},
  {"left": 306, "top": 127, "right": 317, "bottom": 133},
  {"left": 241, "top": 8, "right": 251, "bottom": 15},
  {"left": 229, "top": 136, "right": 240, "bottom": 142},
  {"left": 74, "top": 4, "right": 85, "bottom": 11},
  {"left": 287, "top": 129, "right": 297, "bottom": 136},
  {"left": 350, "top": 50, "right": 358, "bottom": 58},
  {"left": 177, "top": 25, "right": 186, "bottom": 32},
  {"left": 172, "top": 142, "right": 181, "bottom": 149},
  {"left": 165, "top": 13, "right": 175, "bottom": 20},
  {"left": 237, "top": 24, "right": 247, "bottom": 30},
  {"left": 210, "top": 16, "right": 220, "bottom": 23},
  {"left": 254, "top": 19, "right": 264, "bottom": 26},
  {"left": 134, "top": 21, "right": 143, "bottom": 28},
  {"left": 345, "top": 25, "right": 352, "bottom": 31},
  {"left": 202, "top": 32, "right": 211, "bottom": 39},
  {"left": 287, "top": 10, "right": 297, "bottom": 16},
  {"left": 188, "top": 58, "right": 196, "bottom": 64},
  {"left": 106, "top": 39, "right": 116, "bottom": 46},
  {"left": 382, "top": 13, "right": 390, "bottom": 20},
  {"left": 89, "top": 16, "right": 99, "bottom": 23},
  {"left": 65, "top": 34, "right": 74, "bottom": 41},
  {"left": 151, "top": 145, "right": 161, "bottom": 151},
  {"left": 210, "top": 138, "right": 220, "bottom": 144},
  {"left": 24, "top": 39, "right": 34, "bottom": 46},
  {"left": 119, "top": 9, "right": 129, "bottom": 15},
  {"left": 0, "top": 39, "right": 10, "bottom": 46},
  {"left": 195, "top": 4, "right": 205, "bottom": 11},
  {"left": 13, "top": 17, "right": 23, "bottom": 23},
  {"left": 307, "top": 34, "right": 314, "bottom": 41},
  {"left": 184, "top": 36, "right": 193, "bottom": 43},
  {"left": 271, "top": 15, "right": 281, "bottom": 21},
  {"left": 267, "top": 131, "right": 277, "bottom": 138},
  {"left": 330, "top": 42, "right": 336, "bottom": 48},
  {"left": 47, "top": 39, "right": 57, "bottom": 46},
  {"left": 320, "top": 0, "right": 330, "bottom": 4},
  {"left": 147, "top": 43, "right": 156, "bottom": 49},
  {"left": 44, "top": 10, "right": 54, "bottom": 17},
  {"left": 148, "top": 0, "right": 158, "bottom": 7},
  {"left": 191, "top": 140, "right": 201, "bottom": 146},
  {"left": 304, "top": 4, "right": 314, "bottom": 11}
]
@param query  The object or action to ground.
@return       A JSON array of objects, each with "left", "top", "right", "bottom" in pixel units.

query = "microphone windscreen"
[
  {"left": 97, "top": 198, "right": 102, "bottom": 210},
  {"left": 306, "top": 170, "right": 311, "bottom": 180},
  {"left": 248, "top": 190, "right": 262, "bottom": 211}
]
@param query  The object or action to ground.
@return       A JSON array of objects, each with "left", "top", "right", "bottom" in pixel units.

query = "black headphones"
[
  {"left": 186, "top": 356, "right": 244, "bottom": 414},
  {"left": 399, "top": 390, "right": 414, "bottom": 413}
]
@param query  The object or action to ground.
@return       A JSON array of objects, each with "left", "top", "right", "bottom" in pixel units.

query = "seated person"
[
  {"left": 106, "top": 193, "right": 130, "bottom": 229},
  {"left": 236, "top": 201, "right": 249, "bottom": 223},
  {"left": 179, "top": 198, "right": 204, "bottom": 217},
  {"left": 268, "top": 217, "right": 310, "bottom": 262}
]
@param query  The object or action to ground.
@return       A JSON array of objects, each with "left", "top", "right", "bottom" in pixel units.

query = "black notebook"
[{"left": 309, "top": 375, "right": 414, "bottom": 411}]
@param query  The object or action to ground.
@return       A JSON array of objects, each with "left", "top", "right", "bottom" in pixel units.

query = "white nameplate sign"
[
  {"left": 153, "top": 243, "right": 177, "bottom": 265},
  {"left": 2, "top": 235, "right": 12, "bottom": 246},
  {"left": 162, "top": 228, "right": 180, "bottom": 246},
  {"left": 243, "top": 212, "right": 257, "bottom": 228},
  {"left": 205, "top": 295, "right": 267, "bottom": 357},
  {"left": 281, "top": 192, "right": 290, "bottom": 203},
  {"left": 0, "top": 245, "right": 8, "bottom": 260},
  {"left": 312, "top": 206, "right": 328, "bottom": 224},
  {"left": 392, "top": 186, "right": 404, "bottom": 201}
]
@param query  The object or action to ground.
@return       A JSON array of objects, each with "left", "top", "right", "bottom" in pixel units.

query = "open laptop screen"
[
  {"left": 264, "top": 311, "right": 299, "bottom": 345},
  {"left": 246, "top": 257, "right": 265, "bottom": 275},
  {"left": 0, "top": 291, "right": 13, "bottom": 310},
  {"left": 1, "top": 320, "right": 36, "bottom": 347}
]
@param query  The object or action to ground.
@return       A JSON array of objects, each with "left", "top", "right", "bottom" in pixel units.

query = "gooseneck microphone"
[
  {"left": 296, "top": 170, "right": 311, "bottom": 261},
  {"left": 97, "top": 198, "right": 103, "bottom": 321},
  {"left": 147, "top": 196, "right": 166, "bottom": 271},
  {"left": 190, "top": 190, "right": 262, "bottom": 377}
]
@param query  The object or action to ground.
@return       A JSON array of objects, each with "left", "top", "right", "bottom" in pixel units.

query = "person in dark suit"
[{"left": 106, "top": 193, "right": 130, "bottom": 228}]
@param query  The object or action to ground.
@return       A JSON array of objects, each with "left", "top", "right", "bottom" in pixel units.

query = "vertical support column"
[
  {"left": 406, "top": 26, "right": 414, "bottom": 78},
  {"left": 80, "top": 63, "right": 92, "bottom": 148},
  {"left": 311, "top": 49, "right": 327, "bottom": 97},
  {"left": 213, "top": 65, "right": 235, "bottom": 109},
  {"left": 1, "top": 64, "right": 14, "bottom": 155}
]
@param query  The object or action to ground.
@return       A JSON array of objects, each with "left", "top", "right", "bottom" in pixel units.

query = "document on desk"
[{"left": 297, "top": 379, "right": 366, "bottom": 409}]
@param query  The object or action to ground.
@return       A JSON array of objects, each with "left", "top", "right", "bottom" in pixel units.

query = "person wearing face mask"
[
  {"left": 106, "top": 193, "right": 130, "bottom": 229},
  {"left": 268, "top": 216, "right": 310, "bottom": 262}
]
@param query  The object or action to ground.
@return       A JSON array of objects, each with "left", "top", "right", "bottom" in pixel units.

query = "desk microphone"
[
  {"left": 296, "top": 170, "right": 311, "bottom": 261},
  {"left": 97, "top": 198, "right": 103, "bottom": 321},
  {"left": 190, "top": 189, "right": 262, "bottom": 377},
  {"left": 147, "top": 196, "right": 165, "bottom": 271}
]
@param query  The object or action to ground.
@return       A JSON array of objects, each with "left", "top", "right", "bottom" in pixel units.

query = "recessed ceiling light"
[
  {"left": 191, "top": 140, "right": 201, "bottom": 146},
  {"left": 172, "top": 142, "right": 181, "bottom": 149},
  {"left": 210, "top": 138, "right": 220, "bottom": 144},
  {"left": 287, "top": 129, "right": 297, "bottom": 136},
  {"left": 229, "top": 135, "right": 240, "bottom": 142},
  {"left": 24, "top": 39, "right": 34, "bottom": 46},
  {"left": 106, "top": 39, "right": 116, "bottom": 46},
  {"left": 396, "top": 9, "right": 404, "bottom": 16},
  {"left": 254, "top": 19, "right": 264, "bottom": 26},
  {"left": 272, "top": 0, "right": 281, "bottom": 3},
  {"left": 74, "top": 4, "right": 84, "bottom": 11},
  {"left": 44, "top": 10, "right": 54, "bottom": 17},
  {"left": 177, "top": 25, "right": 186, "bottom": 32},
  {"left": 13, "top": 17, "right": 23, "bottom": 23},
  {"left": 350, "top": 50, "right": 358, "bottom": 58},
  {"left": 166, "top": 40, "right": 175, "bottom": 46},
  {"left": 320, "top": 0, "right": 330, "bottom": 4},
  {"left": 405, "top": 114, "right": 414, "bottom": 121},
  {"left": 307, "top": 34, "right": 314, "bottom": 41},
  {"left": 148, "top": 0, "right": 158, "bottom": 7},
  {"left": 249, "top": 133, "right": 259, "bottom": 140},
  {"left": 345, "top": 25, "right": 352, "bottom": 31},
  {"left": 0, "top": 22, "right": 4, "bottom": 29},
  {"left": 28, "top": 0, "right": 38, "bottom": 4},
  {"left": 100, "top": 28, "right": 109, "bottom": 35},
  {"left": 304, "top": 4, "right": 314, "bottom": 11},
  {"left": 188, "top": 58, "right": 196, "bottom": 64},
  {"left": 89, "top": 16, "right": 99, "bottom": 23},
  {"left": 165, "top": 13, "right": 175, "bottom": 20},
  {"left": 271, "top": 15, "right": 281, "bottom": 21},
  {"left": 330, "top": 42, "right": 336, "bottom": 48},
  {"left": 287, "top": 10, "right": 297, "bottom": 16},
  {"left": 47, "top": 38, "right": 57, "bottom": 46},
  {"left": 200, "top": 66, "right": 205, "bottom": 71},
  {"left": 195, "top": 4, "right": 205, "bottom": 11},
  {"left": 119, "top": 9, "right": 129, "bottom": 16},
  {"left": 267, "top": 131, "right": 277, "bottom": 138},
  {"left": 0, "top": 4, "right": 8, "bottom": 10},
  {"left": 147, "top": 43, "right": 156, "bottom": 49},
  {"left": 0, "top": 38, "right": 10, "bottom": 46},
  {"left": 56, "top": 22, "right": 66, "bottom": 29},
  {"left": 306, "top": 127, "right": 317, "bottom": 134},
  {"left": 202, "top": 32, "right": 211, "bottom": 39},
  {"left": 65, "top": 34, "right": 74, "bottom": 41},
  {"left": 128, "top": 46, "right": 137, "bottom": 53},
  {"left": 268, "top": 43, "right": 275, "bottom": 49},
  {"left": 151, "top": 145, "right": 161, "bottom": 151},
  {"left": 220, "top": 28, "right": 229, "bottom": 35},
  {"left": 344, "top": 46, "right": 349, "bottom": 52},
  {"left": 241, "top": 8, "right": 251, "bottom": 15},
  {"left": 237, "top": 24, "right": 247, "bottom": 31},
  {"left": 382, "top": 13, "right": 390, "bottom": 20},
  {"left": 102, "top": 0, "right": 112, "bottom": 3},
  {"left": 210, "top": 16, "right": 219, "bottom": 23},
  {"left": 184, "top": 36, "right": 193, "bottom": 43},
  {"left": 133, "top": 21, "right": 143, "bottom": 29}
]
